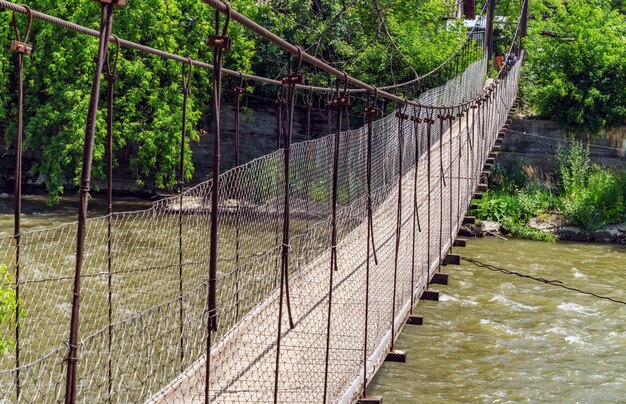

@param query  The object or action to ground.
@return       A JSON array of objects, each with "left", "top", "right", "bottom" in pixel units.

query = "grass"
[{"left": 473, "top": 139, "right": 626, "bottom": 240}]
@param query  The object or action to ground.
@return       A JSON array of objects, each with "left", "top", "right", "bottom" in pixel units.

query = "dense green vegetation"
[
  {"left": 0, "top": 0, "right": 466, "bottom": 202},
  {"left": 475, "top": 140, "right": 626, "bottom": 240},
  {"left": 522, "top": 0, "right": 626, "bottom": 132},
  {"left": 1, "top": 0, "right": 624, "bottom": 202},
  {"left": 0, "top": 264, "right": 19, "bottom": 353}
]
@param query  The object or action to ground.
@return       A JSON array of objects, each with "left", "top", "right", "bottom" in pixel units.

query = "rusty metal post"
[
  {"left": 437, "top": 113, "right": 446, "bottom": 273},
  {"left": 485, "top": 0, "right": 496, "bottom": 66},
  {"left": 205, "top": 5, "right": 231, "bottom": 402},
  {"left": 10, "top": 8, "right": 33, "bottom": 400},
  {"left": 410, "top": 110, "right": 422, "bottom": 313},
  {"left": 272, "top": 50, "right": 302, "bottom": 404},
  {"left": 361, "top": 94, "right": 379, "bottom": 397},
  {"left": 520, "top": 0, "right": 528, "bottom": 41},
  {"left": 448, "top": 113, "right": 455, "bottom": 251},
  {"left": 104, "top": 35, "right": 119, "bottom": 403},
  {"left": 65, "top": 2, "right": 118, "bottom": 402},
  {"left": 323, "top": 77, "right": 347, "bottom": 403},
  {"left": 178, "top": 58, "right": 192, "bottom": 372},
  {"left": 425, "top": 112, "right": 433, "bottom": 286},
  {"left": 391, "top": 107, "right": 407, "bottom": 349},
  {"left": 272, "top": 88, "right": 284, "bottom": 289},
  {"left": 232, "top": 78, "right": 244, "bottom": 321}
]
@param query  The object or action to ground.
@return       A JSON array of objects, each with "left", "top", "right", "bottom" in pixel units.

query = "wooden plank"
[
  {"left": 406, "top": 315, "right": 423, "bottom": 325},
  {"left": 492, "top": 145, "right": 501, "bottom": 152},
  {"left": 486, "top": 158, "right": 495, "bottom": 164},
  {"left": 469, "top": 203, "right": 480, "bottom": 210},
  {"left": 430, "top": 272, "right": 449, "bottom": 284},
  {"left": 473, "top": 192, "right": 484, "bottom": 200},
  {"left": 443, "top": 254, "right": 460, "bottom": 265},
  {"left": 453, "top": 238, "right": 467, "bottom": 247},
  {"left": 463, "top": 216, "right": 476, "bottom": 225},
  {"left": 385, "top": 350, "right": 407, "bottom": 363},
  {"left": 420, "top": 290, "right": 439, "bottom": 301},
  {"left": 477, "top": 183, "right": 488, "bottom": 192}
]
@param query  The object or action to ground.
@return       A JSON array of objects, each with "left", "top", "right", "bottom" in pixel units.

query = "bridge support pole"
[
  {"left": 65, "top": 3, "right": 119, "bottom": 403},
  {"left": 485, "top": 0, "right": 496, "bottom": 65}
]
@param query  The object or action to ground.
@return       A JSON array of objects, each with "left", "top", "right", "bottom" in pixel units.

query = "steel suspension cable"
[
  {"left": 0, "top": 0, "right": 521, "bottom": 111},
  {"left": 201, "top": 0, "right": 502, "bottom": 111},
  {"left": 179, "top": 57, "right": 193, "bottom": 373},
  {"left": 425, "top": 111, "right": 434, "bottom": 286},
  {"left": 104, "top": 34, "right": 120, "bottom": 403},
  {"left": 361, "top": 92, "right": 380, "bottom": 398},
  {"left": 205, "top": 4, "right": 231, "bottom": 402},
  {"left": 273, "top": 48, "right": 302, "bottom": 404},
  {"left": 391, "top": 105, "right": 408, "bottom": 349},
  {"left": 232, "top": 74, "right": 244, "bottom": 320},
  {"left": 410, "top": 107, "right": 422, "bottom": 314},
  {"left": 9, "top": 6, "right": 32, "bottom": 400},
  {"left": 65, "top": 2, "right": 118, "bottom": 402},
  {"left": 323, "top": 76, "right": 347, "bottom": 402}
]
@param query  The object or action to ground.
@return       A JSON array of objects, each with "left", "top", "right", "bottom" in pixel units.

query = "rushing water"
[
  {"left": 0, "top": 192, "right": 152, "bottom": 234},
  {"left": 369, "top": 238, "right": 626, "bottom": 402},
  {"left": 2, "top": 195, "right": 625, "bottom": 402}
]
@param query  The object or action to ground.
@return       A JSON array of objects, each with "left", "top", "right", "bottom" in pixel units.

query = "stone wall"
[
  {"left": 499, "top": 119, "right": 626, "bottom": 174},
  {"left": 0, "top": 98, "right": 331, "bottom": 194}
]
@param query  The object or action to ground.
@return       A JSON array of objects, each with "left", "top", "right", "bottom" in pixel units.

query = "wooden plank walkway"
[{"left": 151, "top": 113, "right": 481, "bottom": 403}]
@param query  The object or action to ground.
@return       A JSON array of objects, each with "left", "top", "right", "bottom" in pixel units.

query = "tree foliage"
[
  {"left": 1, "top": 0, "right": 465, "bottom": 202},
  {"left": 522, "top": 0, "right": 626, "bottom": 132}
]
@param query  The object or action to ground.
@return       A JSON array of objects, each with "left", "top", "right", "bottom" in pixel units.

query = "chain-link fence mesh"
[{"left": 0, "top": 49, "right": 523, "bottom": 403}]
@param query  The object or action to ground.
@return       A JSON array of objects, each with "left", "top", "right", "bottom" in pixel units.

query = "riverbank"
[
  {"left": 473, "top": 120, "right": 626, "bottom": 244},
  {"left": 461, "top": 218, "right": 626, "bottom": 244}
]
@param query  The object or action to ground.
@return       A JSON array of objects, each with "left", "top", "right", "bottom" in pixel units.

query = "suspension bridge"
[{"left": 0, "top": 0, "right": 526, "bottom": 402}]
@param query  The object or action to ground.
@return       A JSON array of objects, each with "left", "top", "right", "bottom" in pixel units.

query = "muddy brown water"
[
  {"left": 369, "top": 238, "right": 626, "bottom": 402},
  {"left": 2, "top": 195, "right": 625, "bottom": 401}
]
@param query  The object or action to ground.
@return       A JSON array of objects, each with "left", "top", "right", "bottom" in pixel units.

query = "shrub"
[
  {"left": 556, "top": 139, "right": 590, "bottom": 195},
  {"left": 561, "top": 166, "right": 626, "bottom": 231},
  {"left": 1, "top": 264, "right": 19, "bottom": 354}
]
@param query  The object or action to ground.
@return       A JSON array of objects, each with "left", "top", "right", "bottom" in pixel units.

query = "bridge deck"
[{"left": 152, "top": 114, "right": 478, "bottom": 403}]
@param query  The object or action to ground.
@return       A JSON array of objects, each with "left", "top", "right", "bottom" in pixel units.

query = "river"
[
  {"left": 369, "top": 238, "right": 626, "bottom": 402},
  {"left": 2, "top": 195, "right": 625, "bottom": 402}
]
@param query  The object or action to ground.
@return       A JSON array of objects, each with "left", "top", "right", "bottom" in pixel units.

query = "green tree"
[
  {"left": 522, "top": 0, "right": 626, "bottom": 132},
  {"left": 1, "top": 0, "right": 467, "bottom": 202}
]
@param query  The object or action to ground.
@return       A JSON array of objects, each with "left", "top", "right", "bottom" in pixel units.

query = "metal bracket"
[
  {"left": 364, "top": 106, "right": 379, "bottom": 116},
  {"left": 410, "top": 116, "right": 422, "bottom": 123},
  {"left": 395, "top": 112, "right": 409, "bottom": 120},
  {"left": 208, "top": 35, "right": 232, "bottom": 50},
  {"left": 10, "top": 40, "right": 32, "bottom": 55},
  {"left": 232, "top": 87, "right": 245, "bottom": 94},
  {"left": 281, "top": 74, "right": 304, "bottom": 85},
  {"left": 330, "top": 95, "right": 350, "bottom": 107}
]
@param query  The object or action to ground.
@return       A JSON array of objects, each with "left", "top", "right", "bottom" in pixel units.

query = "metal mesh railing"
[{"left": 1, "top": 45, "right": 523, "bottom": 402}]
